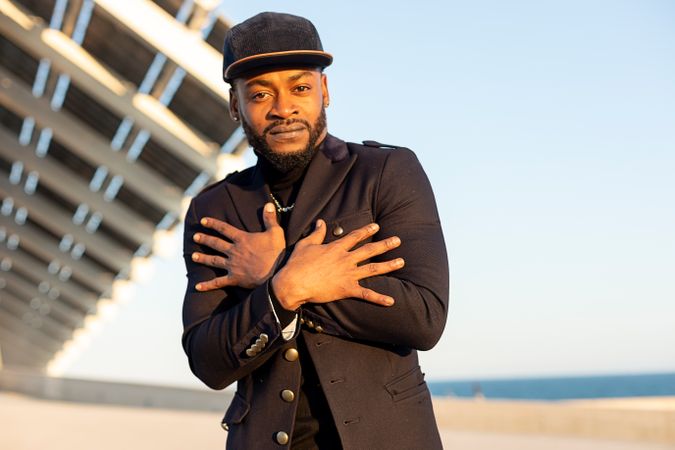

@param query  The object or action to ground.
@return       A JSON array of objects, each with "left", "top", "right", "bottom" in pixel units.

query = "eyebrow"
[
  {"left": 245, "top": 78, "right": 272, "bottom": 89},
  {"left": 287, "top": 71, "right": 314, "bottom": 82},
  {"left": 244, "top": 71, "right": 315, "bottom": 89}
]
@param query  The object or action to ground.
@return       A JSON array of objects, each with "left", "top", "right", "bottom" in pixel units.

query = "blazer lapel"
[
  {"left": 224, "top": 164, "right": 270, "bottom": 233},
  {"left": 286, "top": 135, "right": 356, "bottom": 245}
]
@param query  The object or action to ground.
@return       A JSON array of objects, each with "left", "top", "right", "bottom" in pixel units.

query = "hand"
[
  {"left": 271, "top": 220, "right": 404, "bottom": 310},
  {"left": 192, "top": 203, "right": 285, "bottom": 290}
]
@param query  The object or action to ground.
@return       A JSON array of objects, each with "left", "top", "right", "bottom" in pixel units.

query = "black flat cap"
[{"left": 222, "top": 12, "right": 333, "bottom": 82}]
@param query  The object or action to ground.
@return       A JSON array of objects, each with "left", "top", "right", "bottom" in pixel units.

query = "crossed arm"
[{"left": 192, "top": 202, "right": 404, "bottom": 308}]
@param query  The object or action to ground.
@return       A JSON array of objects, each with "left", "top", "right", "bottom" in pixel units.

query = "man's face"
[{"left": 230, "top": 68, "right": 329, "bottom": 172}]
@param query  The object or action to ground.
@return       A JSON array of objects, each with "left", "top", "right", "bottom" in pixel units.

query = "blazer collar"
[
  {"left": 286, "top": 134, "right": 355, "bottom": 245},
  {"left": 223, "top": 134, "right": 356, "bottom": 244}
]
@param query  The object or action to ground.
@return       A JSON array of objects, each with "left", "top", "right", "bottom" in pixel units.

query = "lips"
[{"left": 268, "top": 125, "right": 307, "bottom": 135}]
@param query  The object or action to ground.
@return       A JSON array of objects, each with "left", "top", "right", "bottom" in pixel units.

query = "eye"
[
  {"left": 294, "top": 85, "right": 311, "bottom": 93},
  {"left": 251, "top": 92, "right": 270, "bottom": 101}
]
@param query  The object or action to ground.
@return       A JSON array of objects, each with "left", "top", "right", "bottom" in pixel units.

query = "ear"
[
  {"left": 321, "top": 74, "right": 330, "bottom": 108},
  {"left": 229, "top": 87, "right": 240, "bottom": 122}
]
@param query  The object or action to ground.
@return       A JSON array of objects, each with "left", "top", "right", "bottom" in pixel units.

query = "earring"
[{"left": 232, "top": 116, "right": 239, "bottom": 122}]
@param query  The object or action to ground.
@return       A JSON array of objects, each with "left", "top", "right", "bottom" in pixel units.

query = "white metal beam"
[
  {"left": 0, "top": 290, "right": 72, "bottom": 341},
  {"left": 93, "top": 0, "right": 230, "bottom": 104},
  {"left": 0, "top": 269, "right": 83, "bottom": 329},
  {"left": 0, "top": 247, "right": 97, "bottom": 313},
  {"left": 0, "top": 125, "right": 154, "bottom": 248},
  {"left": 0, "top": 0, "right": 220, "bottom": 175},
  {"left": 0, "top": 217, "right": 114, "bottom": 293},
  {"left": 0, "top": 67, "right": 183, "bottom": 216},
  {"left": 0, "top": 308, "right": 62, "bottom": 352},
  {"left": 0, "top": 177, "right": 132, "bottom": 273}
]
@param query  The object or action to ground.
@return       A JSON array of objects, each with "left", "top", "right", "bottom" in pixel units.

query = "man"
[{"left": 182, "top": 12, "right": 449, "bottom": 449}]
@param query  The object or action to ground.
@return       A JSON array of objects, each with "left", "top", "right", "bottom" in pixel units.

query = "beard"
[{"left": 241, "top": 108, "right": 327, "bottom": 173}]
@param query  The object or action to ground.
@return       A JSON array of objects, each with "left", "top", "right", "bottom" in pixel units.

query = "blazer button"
[
  {"left": 283, "top": 348, "right": 299, "bottom": 362},
  {"left": 275, "top": 431, "right": 289, "bottom": 445},
  {"left": 221, "top": 422, "right": 229, "bottom": 431},
  {"left": 315, "top": 325, "right": 324, "bottom": 333},
  {"left": 332, "top": 225, "right": 344, "bottom": 237},
  {"left": 280, "top": 389, "right": 295, "bottom": 402}
]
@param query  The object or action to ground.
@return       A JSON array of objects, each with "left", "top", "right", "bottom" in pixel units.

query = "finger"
[
  {"left": 350, "top": 236, "right": 401, "bottom": 262},
  {"left": 193, "top": 232, "right": 233, "bottom": 254},
  {"left": 195, "top": 275, "right": 235, "bottom": 291},
  {"left": 337, "top": 223, "right": 380, "bottom": 250},
  {"left": 200, "top": 217, "right": 242, "bottom": 241},
  {"left": 191, "top": 252, "right": 228, "bottom": 269},
  {"left": 356, "top": 258, "right": 405, "bottom": 279},
  {"left": 350, "top": 284, "right": 395, "bottom": 306},
  {"left": 262, "top": 203, "right": 281, "bottom": 230},
  {"left": 297, "top": 219, "right": 326, "bottom": 247}
]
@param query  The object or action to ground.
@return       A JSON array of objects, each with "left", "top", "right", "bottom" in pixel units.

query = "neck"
[{"left": 259, "top": 135, "right": 327, "bottom": 190}]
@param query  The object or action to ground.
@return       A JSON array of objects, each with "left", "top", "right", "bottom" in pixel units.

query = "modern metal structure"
[{"left": 0, "top": 0, "right": 246, "bottom": 374}]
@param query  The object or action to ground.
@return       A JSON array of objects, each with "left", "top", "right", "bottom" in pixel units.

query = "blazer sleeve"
[
  {"left": 300, "top": 148, "right": 449, "bottom": 351},
  {"left": 181, "top": 198, "right": 294, "bottom": 390}
]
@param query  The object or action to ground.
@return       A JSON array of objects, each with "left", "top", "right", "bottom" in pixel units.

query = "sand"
[{"left": 1, "top": 392, "right": 674, "bottom": 449}]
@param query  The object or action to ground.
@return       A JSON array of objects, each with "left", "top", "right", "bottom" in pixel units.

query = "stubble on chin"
[{"left": 241, "top": 108, "right": 327, "bottom": 173}]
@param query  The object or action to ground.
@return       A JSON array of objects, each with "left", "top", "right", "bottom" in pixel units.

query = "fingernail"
[
  {"left": 316, "top": 219, "right": 323, "bottom": 228},
  {"left": 369, "top": 223, "right": 379, "bottom": 232},
  {"left": 385, "top": 298, "right": 395, "bottom": 306},
  {"left": 195, "top": 283, "right": 203, "bottom": 291},
  {"left": 265, "top": 203, "right": 275, "bottom": 213},
  {"left": 200, "top": 218, "right": 209, "bottom": 226},
  {"left": 395, "top": 258, "right": 405, "bottom": 267},
  {"left": 390, "top": 237, "right": 401, "bottom": 246},
  {"left": 191, "top": 253, "right": 199, "bottom": 261},
  {"left": 193, "top": 233, "right": 201, "bottom": 242}
]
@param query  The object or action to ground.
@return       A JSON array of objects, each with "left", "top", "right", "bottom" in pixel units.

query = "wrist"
[{"left": 271, "top": 270, "right": 304, "bottom": 311}]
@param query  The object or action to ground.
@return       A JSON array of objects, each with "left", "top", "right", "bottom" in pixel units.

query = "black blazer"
[{"left": 182, "top": 134, "right": 449, "bottom": 449}]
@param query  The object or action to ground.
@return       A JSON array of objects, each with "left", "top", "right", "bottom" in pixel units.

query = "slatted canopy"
[{"left": 0, "top": 0, "right": 247, "bottom": 373}]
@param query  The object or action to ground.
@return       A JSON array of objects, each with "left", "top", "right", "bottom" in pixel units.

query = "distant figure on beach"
[
  {"left": 473, "top": 382, "right": 485, "bottom": 399},
  {"left": 180, "top": 11, "right": 449, "bottom": 449}
]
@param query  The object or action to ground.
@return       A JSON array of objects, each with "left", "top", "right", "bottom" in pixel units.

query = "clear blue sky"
[{"left": 65, "top": 0, "right": 675, "bottom": 388}]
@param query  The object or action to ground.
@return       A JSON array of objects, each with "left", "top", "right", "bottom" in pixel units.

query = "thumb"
[
  {"left": 262, "top": 203, "right": 279, "bottom": 230},
  {"left": 298, "top": 219, "right": 326, "bottom": 247}
]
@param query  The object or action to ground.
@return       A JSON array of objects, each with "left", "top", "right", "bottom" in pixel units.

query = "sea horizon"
[{"left": 428, "top": 371, "right": 675, "bottom": 400}]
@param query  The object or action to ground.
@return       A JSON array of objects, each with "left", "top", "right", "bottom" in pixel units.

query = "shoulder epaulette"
[{"left": 362, "top": 140, "right": 402, "bottom": 149}]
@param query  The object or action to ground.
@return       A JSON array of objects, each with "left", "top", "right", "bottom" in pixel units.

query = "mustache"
[{"left": 263, "top": 118, "right": 311, "bottom": 136}]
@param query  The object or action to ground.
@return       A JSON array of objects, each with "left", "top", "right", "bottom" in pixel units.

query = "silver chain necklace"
[{"left": 269, "top": 192, "right": 295, "bottom": 213}]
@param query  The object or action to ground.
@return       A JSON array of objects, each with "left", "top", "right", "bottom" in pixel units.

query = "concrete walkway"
[
  {"left": 2, "top": 392, "right": 674, "bottom": 449},
  {"left": 440, "top": 430, "right": 675, "bottom": 450}
]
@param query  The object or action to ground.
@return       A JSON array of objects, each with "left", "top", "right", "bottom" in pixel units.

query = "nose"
[{"left": 268, "top": 91, "right": 298, "bottom": 119}]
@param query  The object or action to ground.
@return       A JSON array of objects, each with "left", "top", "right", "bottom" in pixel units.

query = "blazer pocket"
[
  {"left": 323, "top": 209, "right": 374, "bottom": 244},
  {"left": 385, "top": 366, "right": 428, "bottom": 402},
  {"left": 222, "top": 391, "right": 250, "bottom": 429}
]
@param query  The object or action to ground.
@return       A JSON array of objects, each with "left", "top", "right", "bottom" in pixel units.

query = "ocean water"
[{"left": 428, "top": 372, "right": 675, "bottom": 400}]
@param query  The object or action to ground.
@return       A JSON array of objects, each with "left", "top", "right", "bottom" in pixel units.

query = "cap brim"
[{"left": 224, "top": 50, "right": 333, "bottom": 82}]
